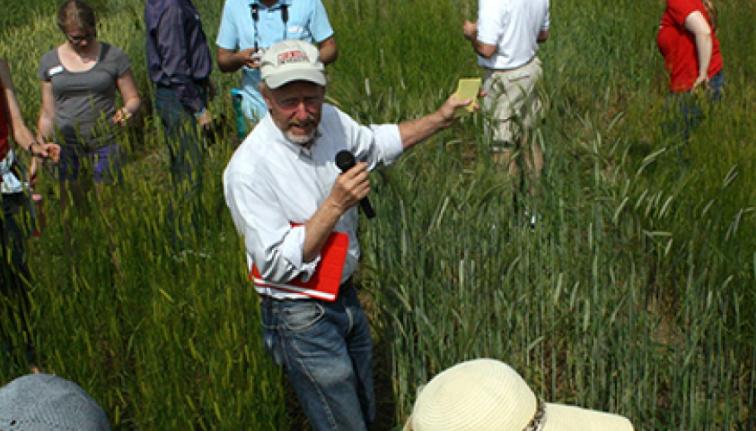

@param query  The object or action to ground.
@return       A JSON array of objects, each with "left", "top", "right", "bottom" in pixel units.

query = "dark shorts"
[{"left": 58, "top": 143, "right": 123, "bottom": 184}]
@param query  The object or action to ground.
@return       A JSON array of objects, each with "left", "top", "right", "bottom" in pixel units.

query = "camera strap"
[{"left": 250, "top": 2, "right": 289, "bottom": 51}]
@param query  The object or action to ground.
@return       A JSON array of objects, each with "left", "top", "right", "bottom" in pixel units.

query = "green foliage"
[{"left": 1, "top": 0, "right": 753, "bottom": 429}]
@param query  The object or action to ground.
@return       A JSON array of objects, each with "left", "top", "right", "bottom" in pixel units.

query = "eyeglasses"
[
  {"left": 65, "top": 32, "right": 95, "bottom": 44},
  {"left": 275, "top": 95, "right": 323, "bottom": 111}
]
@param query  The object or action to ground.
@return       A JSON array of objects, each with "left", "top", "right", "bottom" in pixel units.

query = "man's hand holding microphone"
[{"left": 335, "top": 151, "right": 375, "bottom": 218}]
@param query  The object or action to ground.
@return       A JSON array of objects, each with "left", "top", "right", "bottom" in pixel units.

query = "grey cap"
[
  {"left": 0, "top": 374, "right": 111, "bottom": 431},
  {"left": 260, "top": 40, "right": 327, "bottom": 89}
]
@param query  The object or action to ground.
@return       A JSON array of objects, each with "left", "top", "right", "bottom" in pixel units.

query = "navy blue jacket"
[{"left": 145, "top": 0, "right": 212, "bottom": 114}]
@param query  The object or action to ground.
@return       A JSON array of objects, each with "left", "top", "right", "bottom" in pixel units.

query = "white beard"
[{"left": 285, "top": 129, "right": 317, "bottom": 145}]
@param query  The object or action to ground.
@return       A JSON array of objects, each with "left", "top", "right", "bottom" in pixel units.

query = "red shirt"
[
  {"left": 657, "top": 0, "right": 723, "bottom": 92},
  {"left": 0, "top": 81, "right": 9, "bottom": 160}
]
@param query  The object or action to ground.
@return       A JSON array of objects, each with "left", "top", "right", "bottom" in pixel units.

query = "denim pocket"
[
  {"left": 263, "top": 329, "right": 284, "bottom": 365},
  {"left": 259, "top": 301, "right": 284, "bottom": 364},
  {"left": 280, "top": 300, "right": 325, "bottom": 332}
]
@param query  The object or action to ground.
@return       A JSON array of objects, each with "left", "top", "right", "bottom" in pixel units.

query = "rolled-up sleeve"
[
  {"left": 331, "top": 107, "right": 403, "bottom": 170},
  {"left": 223, "top": 165, "right": 319, "bottom": 284},
  {"left": 279, "top": 225, "right": 320, "bottom": 281}
]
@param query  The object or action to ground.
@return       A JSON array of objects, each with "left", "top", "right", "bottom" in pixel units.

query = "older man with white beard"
[{"left": 223, "top": 40, "right": 472, "bottom": 431}]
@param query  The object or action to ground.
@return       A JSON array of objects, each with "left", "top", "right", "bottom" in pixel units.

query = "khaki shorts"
[{"left": 483, "top": 57, "right": 544, "bottom": 147}]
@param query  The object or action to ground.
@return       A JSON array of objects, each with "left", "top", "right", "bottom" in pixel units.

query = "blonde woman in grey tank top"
[{"left": 36, "top": 0, "right": 140, "bottom": 207}]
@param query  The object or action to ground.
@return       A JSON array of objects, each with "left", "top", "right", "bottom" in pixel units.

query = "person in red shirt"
[
  {"left": 657, "top": 0, "right": 723, "bottom": 142},
  {"left": 1, "top": 58, "right": 59, "bottom": 373}
]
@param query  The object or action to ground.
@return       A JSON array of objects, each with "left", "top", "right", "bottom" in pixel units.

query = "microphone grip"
[
  {"left": 360, "top": 198, "right": 375, "bottom": 219},
  {"left": 335, "top": 149, "right": 376, "bottom": 219}
]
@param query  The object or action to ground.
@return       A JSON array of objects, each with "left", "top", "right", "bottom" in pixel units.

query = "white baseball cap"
[{"left": 260, "top": 40, "right": 327, "bottom": 89}]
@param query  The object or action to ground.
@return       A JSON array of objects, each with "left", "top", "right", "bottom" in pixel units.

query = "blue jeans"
[
  {"left": 664, "top": 71, "right": 724, "bottom": 143},
  {"left": 261, "top": 285, "right": 375, "bottom": 431},
  {"left": 154, "top": 86, "right": 205, "bottom": 188}
]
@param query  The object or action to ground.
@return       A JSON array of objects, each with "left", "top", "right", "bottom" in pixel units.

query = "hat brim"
[
  {"left": 542, "top": 403, "right": 634, "bottom": 431},
  {"left": 265, "top": 69, "right": 326, "bottom": 89}
]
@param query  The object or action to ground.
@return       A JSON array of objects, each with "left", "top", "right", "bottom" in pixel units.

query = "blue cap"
[{"left": 0, "top": 374, "right": 111, "bottom": 431}]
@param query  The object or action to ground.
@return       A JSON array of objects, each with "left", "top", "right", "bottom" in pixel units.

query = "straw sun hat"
[{"left": 404, "top": 359, "right": 634, "bottom": 431}]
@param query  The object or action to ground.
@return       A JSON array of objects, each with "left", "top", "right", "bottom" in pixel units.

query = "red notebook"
[{"left": 249, "top": 229, "right": 349, "bottom": 302}]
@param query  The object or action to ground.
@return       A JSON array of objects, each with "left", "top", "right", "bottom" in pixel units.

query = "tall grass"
[{"left": 1, "top": 0, "right": 753, "bottom": 429}]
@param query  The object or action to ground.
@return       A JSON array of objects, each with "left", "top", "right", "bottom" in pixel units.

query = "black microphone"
[{"left": 335, "top": 150, "right": 375, "bottom": 219}]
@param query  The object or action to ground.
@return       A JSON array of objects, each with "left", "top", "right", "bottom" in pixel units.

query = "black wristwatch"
[{"left": 27, "top": 141, "right": 42, "bottom": 156}]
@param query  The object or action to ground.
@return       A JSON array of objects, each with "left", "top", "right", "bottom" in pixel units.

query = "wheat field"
[{"left": 0, "top": 0, "right": 753, "bottom": 429}]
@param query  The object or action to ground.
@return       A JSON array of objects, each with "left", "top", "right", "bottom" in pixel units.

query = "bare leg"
[
  {"left": 492, "top": 145, "right": 520, "bottom": 179},
  {"left": 523, "top": 136, "right": 544, "bottom": 197}
]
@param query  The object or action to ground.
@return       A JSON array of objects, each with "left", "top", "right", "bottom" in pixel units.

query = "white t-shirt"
[
  {"left": 0, "top": 149, "right": 24, "bottom": 194},
  {"left": 476, "top": 0, "right": 550, "bottom": 70}
]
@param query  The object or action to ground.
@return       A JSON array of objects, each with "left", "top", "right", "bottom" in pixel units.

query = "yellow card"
[{"left": 454, "top": 78, "right": 481, "bottom": 114}]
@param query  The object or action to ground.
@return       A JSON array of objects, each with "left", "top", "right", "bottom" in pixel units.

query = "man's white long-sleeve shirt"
[{"left": 223, "top": 103, "right": 403, "bottom": 299}]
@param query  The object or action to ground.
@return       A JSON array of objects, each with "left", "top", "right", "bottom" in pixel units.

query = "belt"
[
  {"left": 156, "top": 78, "right": 209, "bottom": 89},
  {"left": 260, "top": 277, "right": 354, "bottom": 303},
  {"left": 485, "top": 56, "right": 537, "bottom": 72}
]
